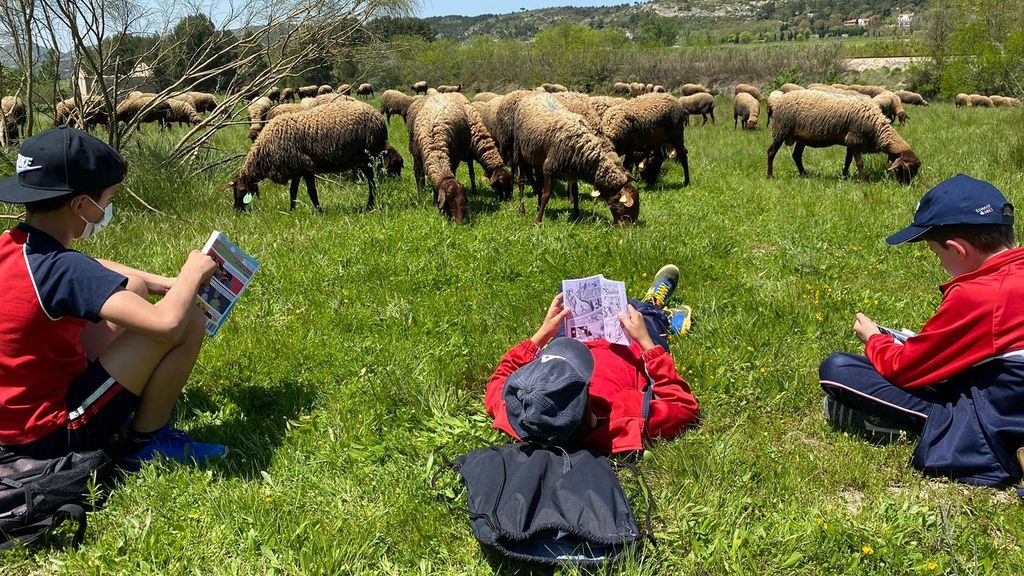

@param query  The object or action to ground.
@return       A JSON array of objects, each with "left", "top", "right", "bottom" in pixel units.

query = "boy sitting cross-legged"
[
  {"left": 820, "top": 174, "right": 1024, "bottom": 487},
  {"left": 0, "top": 126, "right": 226, "bottom": 466}
]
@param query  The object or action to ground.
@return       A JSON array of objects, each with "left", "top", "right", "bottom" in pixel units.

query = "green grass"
[{"left": 3, "top": 98, "right": 1024, "bottom": 575}]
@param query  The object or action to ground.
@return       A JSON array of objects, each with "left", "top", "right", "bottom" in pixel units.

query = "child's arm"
[
  {"left": 95, "top": 258, "right": 174, "bottom": 296},
  {"left": 98, "top": 250, "right": 217, "bottom": 343}
]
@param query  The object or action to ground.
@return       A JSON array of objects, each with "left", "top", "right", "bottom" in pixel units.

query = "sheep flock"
[{"left": 11, "top": 77, "right": 1018, "bottom": 226}]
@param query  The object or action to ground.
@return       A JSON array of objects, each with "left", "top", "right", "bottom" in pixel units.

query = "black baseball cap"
[
  {"left": 503, "top": 338, "right": 595, "bottom": 446},
  {"left": 0, "top": 126, "right": 127, "bottom": 204},
  {"left": 886, "top": 174, "right": 1014, "bottom": 245}
]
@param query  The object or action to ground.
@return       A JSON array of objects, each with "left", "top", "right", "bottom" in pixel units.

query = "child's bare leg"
[
  {"left": 98, "top": 307, "right": 207, "bottom": 433},
  {"left": 81, "top": 275, "right": 148, "bottom": 360}
]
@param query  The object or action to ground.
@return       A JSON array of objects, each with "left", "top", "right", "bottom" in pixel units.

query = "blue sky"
[{"left": 415, "top": 0, "right": 631, "bottom": 18}]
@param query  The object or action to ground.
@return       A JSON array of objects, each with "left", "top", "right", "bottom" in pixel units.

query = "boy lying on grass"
[
  {"left": 0, "top": 127, "right": 226, "bottom": 467},
  {"left": 820, "top": 174, "right": 1024, "bottom": 487},
  {"left": 486, "top": 265, "right": 700, "bottom": 454}
]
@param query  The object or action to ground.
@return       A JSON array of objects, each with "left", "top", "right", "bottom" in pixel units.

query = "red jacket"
[
  {"left": 866, "top": 247, "right": 1024, "bottom": 389},
  {"left": 485, "top": 338, "right": 699, "bottom": 454}
]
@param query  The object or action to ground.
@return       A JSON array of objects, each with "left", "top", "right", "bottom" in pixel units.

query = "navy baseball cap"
[
  {"left": 503, "top": 338, "right": 595, "bottom": 446},
  {"left": 0, "top": 126, "right": 127, "bottom": 204},
  {"left": 886, "top": 174, "right": 1014, "bottom": 245}
]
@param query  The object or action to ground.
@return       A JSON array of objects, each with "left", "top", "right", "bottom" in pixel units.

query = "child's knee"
[
  {"left": 181, "top": 307, "right": 207, "bottom": 346},
  {"left": 819, "top": 352, "right": 868, "bottom": 385},
  {"left": 125, "top": 274, "right": 148, "bottom": 298}
]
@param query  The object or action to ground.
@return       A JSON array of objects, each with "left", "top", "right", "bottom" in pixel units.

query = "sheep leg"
[
  {"left": 710, "top": 109, "right": 716, "bottom": 123},
  {"left": 535, "top": 175, "right": 554, "bottom": 225},
  {"left": 516, "top": 166, "right": 527, "bottom": 215},
  {"left": 304, "top": 173, "right": 322, "bottom": 212},
  {"left": 360, "top": 164, "right": 377, "bottom": 211},
  {"left": 792, "top": 143, "right": 807, "bottom": 175},
  {"left": 766, "top": 138, "right": 785, "bottom": 179},
  {"left": 288, "top": 177, "right": 301, "bottom": 211},
  {"left": 854, "top": 151, "right": 866, "bottom": 183},
  {"left": 568, "top": 181, "right": 580, "bottom": 220},
  {"left": 842, "top": 149, "right": 854, "bottom": 178},
  {"left": 413, "top": 156, "right": 425, "bottom": 195},
  {"left": 467, "top": 161, "right": 477, "bottom": 195}
]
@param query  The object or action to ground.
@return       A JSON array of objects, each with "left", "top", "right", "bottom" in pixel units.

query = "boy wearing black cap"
[
  {"left": 819, "top": 174, "right": 1024, "bottom": 486},
  {"left": 0, "top": 126, "right": 226, "bottom": 466},
  {"left": 486, "top": 269, "right": 699, "bottom": 455}
]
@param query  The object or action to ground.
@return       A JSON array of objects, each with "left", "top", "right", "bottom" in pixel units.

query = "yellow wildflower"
[
  {"left": 862, "top": 545, "right": 874, "bottom": 555},
  {"left": 927, "top": 561, "right": 938, "bottom": 571}
]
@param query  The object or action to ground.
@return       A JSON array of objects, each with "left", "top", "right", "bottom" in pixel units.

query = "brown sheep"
[
  {"left": 54, "top": 95, "right": 109, "bottom": 130},
  {"left": 266, "top": 87, "right": 281, "bottom": 102},
  {"left": 411, "top": 81, "right": 428, "bottom": 95},
  {"left": 679, "top": 83, "right": 710, "bottom": 96},
  {"left": 628, "top": 82, "right": 646, "bottom": 98},
  {"left": 297, "top": 85, "right": 318, "bottom": 98},
  {"left": 848, "top": 84, "right": 888, "bottom": 97},
  {"left": 612, "top": 82, "right": 631, "bottom": 96},
  {"left": 280, "top": 88, "right": 295, "bottom": 103},
  {"left": 735, "top": 83, "right": 763, "bottom": 101},
  {"left": 228, "top": 99, "right": 390, "bottom": 212},
  {"left": 871, "top": 91, "right": 909, "bottom": 124},
  {"left": 473, "top": 92, "right": 500, "bottom": 103},
  {"left": 338, "top": 84, "right": 352, "bottom": 96},
  {"left": 379, "top": 90, "right": 414, "bottom": 123},
  {"left": 601, "top": 93, "right": 690, "bottom": 187},
  {"left": 317, "top": 85, "right": 334, "bottom": 96},
  {"left": 162, "top": 98, "right": 202, "bottom": 128},
  {"left": 266, "top": 103, "right": 306, "bottom": 121},
  {"left": 967, "top": 94, "right": 993, "bottom": 107},
  {"left": 116, "top": 94, "right": 171, "bottom": 130},
  {"left": 247, "top": 96, "right": 274, "bottom": 141},
  {"left": 955, "top": 93, "right": 969, "bottom": 107},
  {"left": 766, "top": 90, "right": 783, "bottom": 127},
  {"left": 896, "top": 90, "right": 928, "bottom": 106},
  {"left": 779, "top": 83, "right": 805, "bottom": 93},
  {"left": 513, "top": 94, "right": 639, "bottom": 225},
  {"left": 356, "top": 83, "right": 374, "bottom": 98},
  {"left": 589, "top": 95, "right": 626, "bottom": 121},
  {"left": 0, "top": 96, "right": 26, "bottom": 142},
  {"left": 679, "top": 92, "right": 716, "bottom": 125},
  {"left": 766, "top": 90, "right": 920, "bottom": 185},
  {"left": 733, "top": 92, "right": 759, "bottom": 130}
]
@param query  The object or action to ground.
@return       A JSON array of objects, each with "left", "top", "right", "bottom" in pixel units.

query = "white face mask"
[{"left": 78, "top": 197, "right": 113, "bottom": 240}]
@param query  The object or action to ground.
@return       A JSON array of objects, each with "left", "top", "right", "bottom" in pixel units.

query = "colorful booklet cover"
[{"left": 197, "top": 231, "right": 259, "bottom": 336}]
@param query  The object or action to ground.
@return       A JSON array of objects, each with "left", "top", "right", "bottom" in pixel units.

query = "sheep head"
[
  {"left": 897, "top": 110, "right": 909, "bottom": 124},
  {"left": 383, "top": 146, "right": 404, "bottom": 177},
  {"left": 604, "top": 183, "right": 640, "bottom": 226},
  {"left": 887, "top": 151, "right": 920, "bottom": 185},
  {"left": 437, "top": 178, "right": 467, "bottom": 224},
  {"left": 637, "top": 150, "right": 664, "bottom": 187},
  {"left": 227, "top": 178, "right": 259, "bottom": 211},
  {"left": 488, "top": 168, "right": 513, "bottom": 200}
]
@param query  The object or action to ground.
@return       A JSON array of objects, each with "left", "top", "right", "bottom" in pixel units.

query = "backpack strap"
[
  {"left": 0, "top": 503, "right": 87, "bottom": 551},
  {"left": 618, "top": 460, "right": 657, "bottom": 545}
]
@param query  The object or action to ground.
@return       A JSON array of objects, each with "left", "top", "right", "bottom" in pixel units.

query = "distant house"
[
  {"left": 844, "top": 19, "right": 858, "bottom": 27},
  {"left": 857, "top": 16, "right": 872, "bottom": 27},
  {"left": 898, "top": 13, "right": 914, "bottom": 27},
  {"left": 78, "top": 61, "right": 156, "bottom": 96}
]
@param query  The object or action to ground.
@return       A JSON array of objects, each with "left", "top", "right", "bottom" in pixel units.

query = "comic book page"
[
  {"left": 561, "top": 274, "right": 629, "bottom": 346},
  {"left": 197, "top": 231, "right": 260, "bottom": 336}
]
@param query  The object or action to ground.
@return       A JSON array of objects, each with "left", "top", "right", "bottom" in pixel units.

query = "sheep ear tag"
[
  {"left": 620, "top": 195, "right": 634, "bottom": 207},
  {"left": 589, "top": 189, "right": 601, "bottom": 198},
  {"left": 243, "top": 193, "right": 253, "bottom": 205}
]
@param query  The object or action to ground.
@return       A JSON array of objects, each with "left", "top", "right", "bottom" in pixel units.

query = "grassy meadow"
[{"left": 2, "top": 96, "right": 1024, "bottom": 575}]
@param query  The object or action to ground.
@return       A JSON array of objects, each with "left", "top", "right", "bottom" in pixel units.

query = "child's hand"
[
  {"left": 530, "top": 293, "right": 573, "bottom": 347},
  {"left": 181, "top": 250, "right": 218, "bottom": 284},
  {"left": 854, "top": 312, "right": 881, "bottom": 343},
  {"left": 618, "top": 305, "right": 656, "bottom": 351}
]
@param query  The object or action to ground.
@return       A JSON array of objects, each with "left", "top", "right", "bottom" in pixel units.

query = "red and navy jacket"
[
  {"left": 866, "top": 247, "right": 1024, "bottom": 486},
  {"left": 866, "top": 247, "right": 1024, "bottom": 389},
  {"left": 486, "top": 338, "right": 699, "bottom": 454},
  {"left": 0, "top": 224, "right": 126, "bottom": 445}
]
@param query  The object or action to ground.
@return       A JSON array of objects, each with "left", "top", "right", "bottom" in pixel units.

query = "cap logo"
[
  {"left": 15, "top": 154, "right": 41, "bottom": 174},
  {"left": 540, "top": 354, "right": 565, "bottom": 363},
  {"left": 976, "top": 204, "right": 994, "bottom": 215}
]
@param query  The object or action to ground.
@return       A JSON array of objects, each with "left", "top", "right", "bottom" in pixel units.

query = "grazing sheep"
[
  {"left": 380, "top": 89, "right": 414, "bottom": 123},
  {"left": 735, "top": 83, "right": 763, "bottom": 101},
  {"left": 645, "top": 83, "right": 654, "bottom": 94},
  {"left": 356, "top": 83, "right": 374, "bottom": 98},
  {"left": 317, "top": 85, "right": 334, "bottom": 96},
  {"left": 548, "top": 91, "right": 602, "bottom": 131},
  {"left": 338, "top": 84, "right": 352, "bottom": 96},
  {"left": 181, "top": 91, "right": 218, "bottom": 113},
  {"left": 407, "top": 93, "right": 513, "bottom": 222},
  {"left": 301, "top": 93, "right": 353, "bottom": 110},
  {"left": 266, "top": 103, "right": 306, "bottom": 121},
  {"left": 733, "top": 92, "right": 760, "bottom": 130},
  {"left": 601, "top": 93, "right": 690, "bottom": 187},
  {"left": 629, "top": 82, "right": 646, "bottom": 97},
  {"left": 542, "top": 83, "right": 568, "bottom": 93},
  {"left": 54, "top": 95, "right": 109, "bottom": 130},
  {"left": 679, "top": 83, "right": 710, "bottom": 96},
  {"left": 848, "top": 84, "right": 888, "bottom": 97},
  {"left": 612, "top": 82, "right": 631, "bottom": 96},
  {"left": 589, "top": 95, "right": 626, "bottom": 120},
  {"left": 0, "top": 96, "right": 26, "bottom": 142},
  {"left": 437, "top": 84, "right": 463, "bottom": 94},
  {"left": 470, "top": 98, "right": 501, "bottom": 139},
  {"left": 411, "top": 81, "right": 428, "bottom": 95},
  {"left": 116, "top": 94, "right": 171, "bottom": 129},
  {"left": 297, "top": 85, "right": 318, "bottom": 98},
  {"left": 1005, "top": 97, "right": 1022, "bottom": 108},
  {"left": 266, "top": 87, "right": 281, "bottom": 102},
  {"left": 652, "top": 85, "right": 667, "bottom": 93},
  {"left": 990, "top": 95, "right": 1020, "bottom": 108},
  {"left": 227, "top": 99, "right": 390, "bottom": 212},
  {"left": 280, "top": 88, "right": 295, "bottom": 103},
  {"left": 766, "top": 90, "right": 921, "bottom": 185},
  {"left": 779, "top": 83, "right": 805, "bottom": 93},
  {"left": 473, "top": 92, "right": 500, "bottom": 103},
  {"left": 513, "top": 94, "right": 639, "bottom": 225},
  {"left": 766, "top": 90, "right": 783, "bottom": 127},
  {"left": 810, "top": 85, "right": 871, "bottom": 100},
  {"left": 679, "top": 92, "right": 716, "bottom": 125},
  {"left": 871, "top": 91, "right": 909, "bottom": 124},
  {"left": 247, "top": 96, "right": 274, "bottom": 141},
  {"left": 162, "top": 98, "right": 202, "bottom": 128},
  {"left": 968, "top": 94, "right": 993, "bottom": 108},
  {"left": 896, "top": 90, "right": 928, "bottom": 106},
  {"left": 955, "top": 93, "right": 969, "bottom": 107}
]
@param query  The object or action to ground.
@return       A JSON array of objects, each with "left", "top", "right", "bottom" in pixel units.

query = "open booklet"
[
  {"left": 196, "top": 231, "right": 260, "bottom": 337},
  {"left": 561, "top": 274, "right": 630, "bottom": 346},
  {"left": 878, "top": 325, "right": 917, "bottom": 344}
]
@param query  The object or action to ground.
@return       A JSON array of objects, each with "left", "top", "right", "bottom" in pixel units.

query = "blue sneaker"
[
  {"left": 667, "top": 305, "right": 693, "bottom": 336},
  {"left": 124, "top": 427, "right": 228, "bottom": 469},
  {"left": 822, "top": 396, "right": 903, "bottom": 444},
  {"left": 641, "top": 264, "right": 680, "bottom": 308}
]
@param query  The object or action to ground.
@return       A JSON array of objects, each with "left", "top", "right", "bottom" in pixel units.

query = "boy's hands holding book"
[
  {"left": 182, "top": 250, "right": 218, "bottom": 286},
  {"left": 854, "top": 312, "right": 882, "bottom": 343},
  {"left": 618, "top": 305, "right": 656, "bottom": 351},
  {"left": 531, "top": 293, "right": 573, "bottom": 347}
]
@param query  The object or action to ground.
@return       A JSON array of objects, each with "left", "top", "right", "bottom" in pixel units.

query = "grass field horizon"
[{"left": 3, "top": 96, "right": 1024, "bottom": 574}]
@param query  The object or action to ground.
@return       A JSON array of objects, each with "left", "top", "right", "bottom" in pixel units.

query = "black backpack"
[
  {"left": 434, "top": 443, "right": 655, "bottom": 567},
  {"left": 0, "top": 449, "right": 114, "bottom": 550}
]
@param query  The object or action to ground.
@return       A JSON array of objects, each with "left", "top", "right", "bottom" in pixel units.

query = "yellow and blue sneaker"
[
  {"left": 667, "top": 304, "right": 693, "bottom": 336},
  {"left": 641, "top": 264, "right": 679, "bottom": 308}
]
